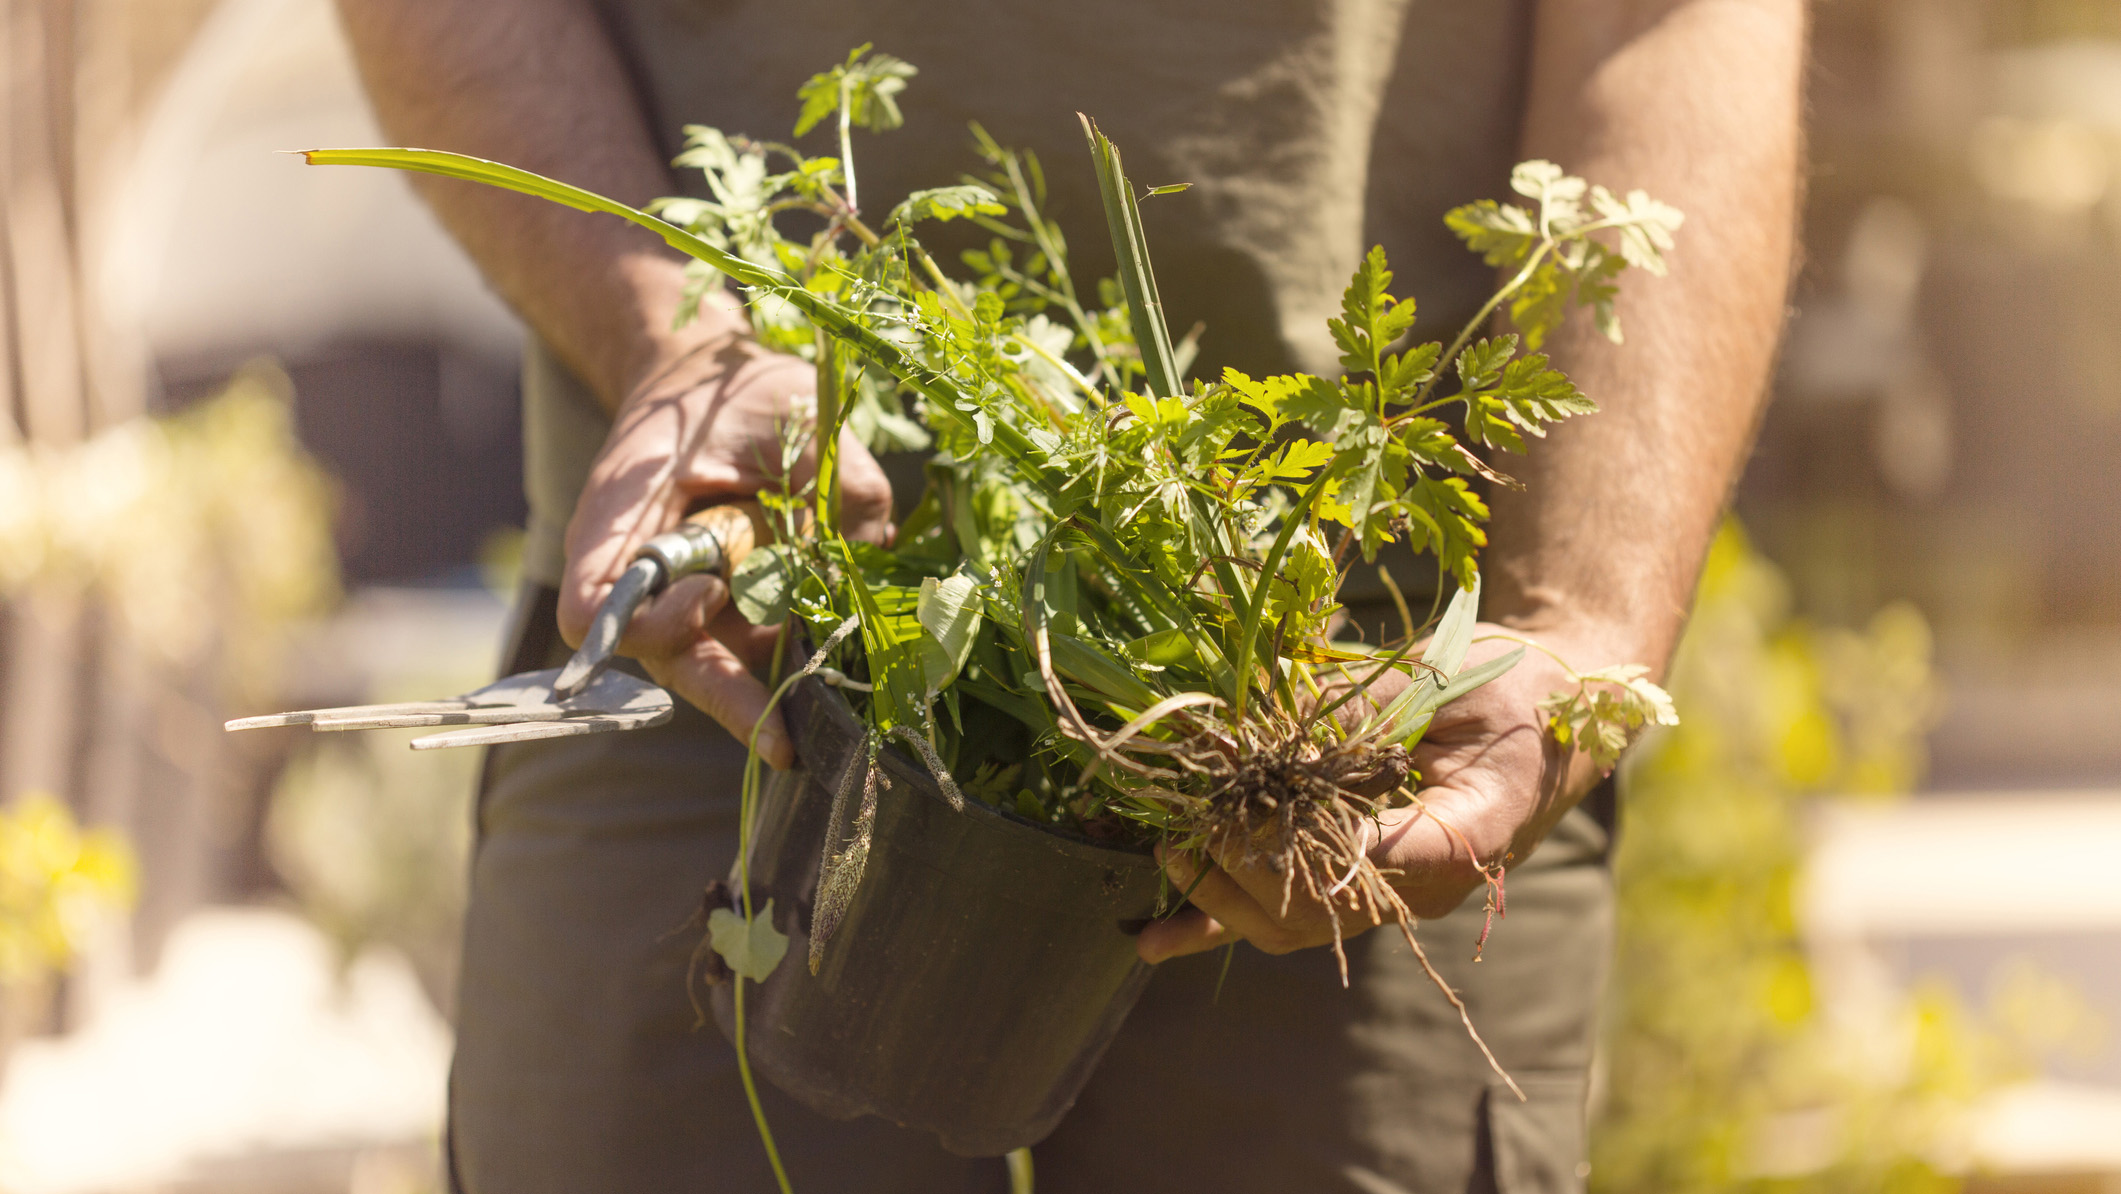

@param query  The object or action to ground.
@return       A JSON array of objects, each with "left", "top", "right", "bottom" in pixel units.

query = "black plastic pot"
[{"left": 708, "top": 672, "right": 1165, "bottom": 1156}]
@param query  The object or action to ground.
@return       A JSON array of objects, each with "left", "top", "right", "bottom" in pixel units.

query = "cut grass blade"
[{"left": 1080, "top": 116, "right": 1181, "bottom": 400}]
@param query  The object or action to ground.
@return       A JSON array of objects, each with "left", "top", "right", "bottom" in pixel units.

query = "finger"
[
  {"left": 1371, "top": 793, "right": 1492, "bottom": 919},
  {"left": 1136, "top": 906, "right": 1236, "bottom": 964},
  {"left": 1197, "top": 830, "right": 1396, "bottom": 948},
  {"left": 1157, "top": 848, "right": 1303, "bottom": 955},
  {"left": 1204, "top": 841, "right": 1323, "bottom": 924},
  {"left": 833, "top": 429, "right": 896, "bottom": 546},
  {"left": 620, "top": 573, "right": 727, "bottom": 658},
  {"left": 705, "top": 595, "right": 787, "bottom": 675},
  {"left": 640, "top": 635, "right": 793, "bottom": 770}
]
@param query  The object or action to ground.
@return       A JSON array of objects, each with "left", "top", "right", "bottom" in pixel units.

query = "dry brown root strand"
[
  {"left": 1397, "top": 914, "right": 1525, "bottom": 1103},
  {"left": 1471, "top": 862, "right": 1508, "bottom": 961}
]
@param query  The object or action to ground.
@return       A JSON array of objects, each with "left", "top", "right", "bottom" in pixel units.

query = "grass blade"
[{"left": 1079, "top": 116, "right": 1181, "bottom": 399}]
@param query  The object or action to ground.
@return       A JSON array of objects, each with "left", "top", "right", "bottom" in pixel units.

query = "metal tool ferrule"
[{"left": 638, "top": 521, "right": 728, "bottom": 582}]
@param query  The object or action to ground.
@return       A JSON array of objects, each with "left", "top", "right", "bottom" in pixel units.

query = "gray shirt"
[{"left": 524, "top": 0, "right": 1533, "bottom": 586}]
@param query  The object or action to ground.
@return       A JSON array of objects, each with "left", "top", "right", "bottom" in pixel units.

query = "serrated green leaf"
[
  {"left": 1507, "top": 261, "right": 1572, "bottom": 351},
  {"left": 1283, "top": 375, "right": 1370, "bottom": 442},
  {"left": 1445, "top": 199, "right": 1539, "bottom": 268},
  {"left": 1222, "top": 368, "right": 1306, "bottom": 423},
  {"left": 1401, "top": 474, "right": 1488, "bottom": 588},
  {"left": 1510, "top": 159, "right": 1587, "bottom": 227},
  {"left": 1462, "top": 351, "right": 1597, "bottom": 453},
  {"left": 1591, "top": 186, "right": 1684, "bottom": 275},
  {"left": 1539, "top": 662, "right": 1678, "bottom": 769},
  {"left": 794, "top": 44, "right": 917, "bottom": 137},
  {"left": 1328, "top": 246, "right": 1418, "bottom": 378},
  {"left": 1383, "top": 342, "right": 1441, "bottom": 397},
  {"left": 1455, "top": 335, "right": 1518, "bottom": 392},
  {"left": 1257, "top": 438, "right": 1336, "bottom": 483},
  {"left": 890, "top": 185, "right": 1006, "bottom": 227},
  {"left": 1392, "top": 416, "right": 1460, "bottom": 468},
  {"left": 1264, "top": 524, "right": 1338, "bottom": 626}
]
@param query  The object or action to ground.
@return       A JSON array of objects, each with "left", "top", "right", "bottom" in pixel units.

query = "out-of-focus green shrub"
[{"left": 1592, "top": 525, "right": 2013, "bottom": 1194}]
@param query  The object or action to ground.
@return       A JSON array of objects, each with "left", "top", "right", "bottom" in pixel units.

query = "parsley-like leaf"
[
  {"left": 1327, "top": 246, "right": 1418, "bottom": 379},
  {"left": 795, "top": 44, "right": 917, "bottom": 137},
  {"left": 1539, "top": 664, "right": 1679, "bottom": 770},
  {"left": 1461, "top": 352, "right": 1597, "bottom": 454},
  {"left": 890, "top": 185, "right": 1007, "bottom": 226}
]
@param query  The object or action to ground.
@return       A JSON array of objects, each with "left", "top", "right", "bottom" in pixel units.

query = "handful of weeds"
[{"left": 306, "top": 46, "right": 1682, "bottom": 1175}]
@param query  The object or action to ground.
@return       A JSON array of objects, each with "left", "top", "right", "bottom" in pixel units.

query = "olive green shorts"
[{"left": 446, "top": 587, "right": 1613, "bottom": 1194}]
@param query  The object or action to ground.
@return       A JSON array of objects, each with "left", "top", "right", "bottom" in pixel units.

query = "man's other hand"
[
  {"left": 1136, "top": 625, "right": 1618, "bottom": 964},
  {"left": 557, "top": 337, "right": 893, "bottom": 770}
]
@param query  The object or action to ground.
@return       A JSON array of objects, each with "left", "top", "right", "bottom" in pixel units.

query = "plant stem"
[
  {"left": 730, "top": 978, "right": 791, "bottom": 1193},
  {"left": 815, "top": 329, "right": 843, "bottom": 536},
  {"left": 732, "top": 628, "right": 796, "bottom": 1194},
  {"left": 1006, "top": 1147, "right": 1035, "bottom": 1194},
  {"left": 997, "top": 149, "right": 1111, "bottom": 366},
  {"left": 1010, "top": 330, "right": 1104, "bottom": 408},
  {"left": 1406, "top": 241, "right": 1553, "bottom": 411},
  {"left": 838, "top": 74, "right": 859, "bottom": 214},
  {"left": 1472, "top": 630, "right": 1578, "bottom": 679},
  {"left": 1229, "top": 466, "right": 1340, "bottom": 721}
]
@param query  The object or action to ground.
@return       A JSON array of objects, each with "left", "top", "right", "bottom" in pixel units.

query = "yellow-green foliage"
[
  {"left": 1592, "top": 525, "right": 2007, "bottom": 1194},
  {"left": 0, "top": 794, "right": 136, "bottom": 986}
]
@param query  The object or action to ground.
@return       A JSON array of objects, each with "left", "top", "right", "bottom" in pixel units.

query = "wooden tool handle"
[{"left": 637, "top": 501, "right": 771, "bottom": 582}]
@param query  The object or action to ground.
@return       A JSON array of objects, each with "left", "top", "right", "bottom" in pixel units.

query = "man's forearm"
[
  {"left": 1486, "top": 0, "right": 1806, "bottom": 670},
  {"left": 335, "top": 0, "right": 739, "bottom": 412}
]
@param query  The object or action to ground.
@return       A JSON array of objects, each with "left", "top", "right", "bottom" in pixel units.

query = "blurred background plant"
[
  {"left": 1592, "top": 526, "right": 2106, "bottom": 1193},
  {"left": 0, "top": 795, "right": 135, "bottom": 1072},
  {"left": 0, "top": 361, "right": 338, "bottom": 1021},
  {"left": 0, "top": 363, "right": 339, "bottom": 695},
  {"left": 266, "top": 711, "right": 477, "bottom": 1019}
]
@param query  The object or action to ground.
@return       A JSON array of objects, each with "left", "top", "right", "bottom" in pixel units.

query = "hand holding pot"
[
  {"left": 559, "top": 331, "right": 894, "bottom": 770},
  {"left": 1137, "top": 625, "right": 1624, "bottom": 963}
]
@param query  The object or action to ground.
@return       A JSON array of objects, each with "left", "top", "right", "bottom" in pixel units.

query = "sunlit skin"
[{"left": 338, "top": 0, "right": 1801, "bottom": 958}]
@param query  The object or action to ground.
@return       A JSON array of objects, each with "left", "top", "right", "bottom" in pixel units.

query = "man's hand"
[
  {"left": 1136, "top": 625, "right": 1618, "bottom": 964},
  {"left": 556, "top": 337, "right": 894, "bottom": 770}
]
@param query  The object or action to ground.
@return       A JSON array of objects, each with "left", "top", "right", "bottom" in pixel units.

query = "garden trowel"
[{"left": 226, "top": 503, "right": 766, "bottom": 751}]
